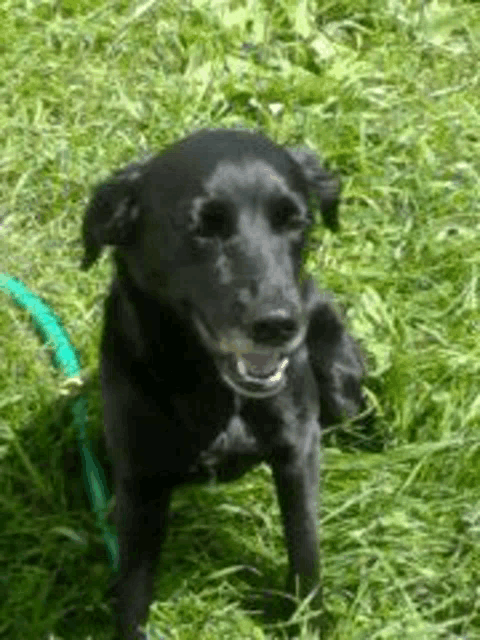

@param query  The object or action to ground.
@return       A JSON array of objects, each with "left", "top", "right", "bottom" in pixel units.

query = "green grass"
[{"left": 1, "top": 0, "right": 479, "bottom": 638}]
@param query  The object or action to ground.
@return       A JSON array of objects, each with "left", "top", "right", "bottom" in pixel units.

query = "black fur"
[{"left": 81, "top": 129, "right": 365, "bottom": 639}]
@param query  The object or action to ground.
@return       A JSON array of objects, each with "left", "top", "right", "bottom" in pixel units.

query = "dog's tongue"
[{"left": 238, "top": 353, "right": 280, "bottom": 377}]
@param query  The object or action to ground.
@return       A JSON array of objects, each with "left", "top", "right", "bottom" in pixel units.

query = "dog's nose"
[{"left": 250, "top": 309, "right": 299, "bottom": 346}]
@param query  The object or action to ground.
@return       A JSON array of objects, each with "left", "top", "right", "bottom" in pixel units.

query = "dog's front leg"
[
  {"left": 113, "top": 478, "right": 172, "bottom": 640},
  {"left": 270, "top": 422, "right": 321, "bottom": 607}
]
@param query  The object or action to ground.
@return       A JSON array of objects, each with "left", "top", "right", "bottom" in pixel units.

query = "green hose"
[{"left": 0, "top": 273, "right": 119, "bottom": 572}]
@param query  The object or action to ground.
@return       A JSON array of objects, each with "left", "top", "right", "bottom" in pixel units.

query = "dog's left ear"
[{"left": 288, "top": 148, "right": 341, "bottom": 232}]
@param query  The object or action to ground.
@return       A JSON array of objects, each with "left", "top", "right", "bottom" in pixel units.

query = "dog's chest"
[
  {"left": 136, "top": 356, "right": 238, "bottom": 470},
  {"left": 171, "top": 386, "right": 233, "bottom": 444}
]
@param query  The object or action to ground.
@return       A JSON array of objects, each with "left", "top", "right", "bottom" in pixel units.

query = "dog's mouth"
[
  {"left": 218, "top": 351, "right": 290, "bottom": 398},
  {"left": 192, "top": 313, "right": 305, "bottom": 399}
]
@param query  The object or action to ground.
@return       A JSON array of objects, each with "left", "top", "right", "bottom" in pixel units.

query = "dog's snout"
[{"left": 250, "top": 309, "right": 299, "bottom": 346}]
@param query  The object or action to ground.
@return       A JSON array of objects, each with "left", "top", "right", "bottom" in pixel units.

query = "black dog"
[{"left": 81, "top": 128, "right": 365, "bottom": 639}]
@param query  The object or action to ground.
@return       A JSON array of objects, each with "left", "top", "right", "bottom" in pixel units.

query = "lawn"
[{"left": 0, "top": 0, "right": 479, "bottom": 638}]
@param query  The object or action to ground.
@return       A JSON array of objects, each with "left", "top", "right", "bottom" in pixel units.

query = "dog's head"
[{"left": 81, "top": 129, "right": 341, "bottom": 398}]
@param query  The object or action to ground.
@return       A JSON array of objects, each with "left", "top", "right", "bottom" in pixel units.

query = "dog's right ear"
[{"left": 80, "top": 163, "right": 144, "bottom": 270}]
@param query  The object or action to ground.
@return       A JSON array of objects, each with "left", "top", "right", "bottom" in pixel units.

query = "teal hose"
[{"left": 0, "top": 273, "right": 119, "bottom": 572}]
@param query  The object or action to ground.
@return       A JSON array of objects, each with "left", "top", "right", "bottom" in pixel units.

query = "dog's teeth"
[
  {"left": 236, "top": 354, "right": 289, "bottom": 380},
  {"left": 237, "top": 358, "right": 248, "bottom": 376}
]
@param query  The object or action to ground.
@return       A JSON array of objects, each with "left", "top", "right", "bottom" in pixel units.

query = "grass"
[{"left": 1, "top": 0, "right": 479, "bottom": 638}]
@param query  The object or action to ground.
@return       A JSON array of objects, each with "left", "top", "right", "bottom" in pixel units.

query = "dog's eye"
[
  {"left": 270, "top": 197, "right": 306, "bottom": 232},
  {"left": 195, "top": 200, "right": 234, "bottom": 240}
]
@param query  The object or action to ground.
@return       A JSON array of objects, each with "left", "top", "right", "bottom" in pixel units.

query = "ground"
[{"left": 0, "top": 1, "right": 479, "bottom": 638}]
